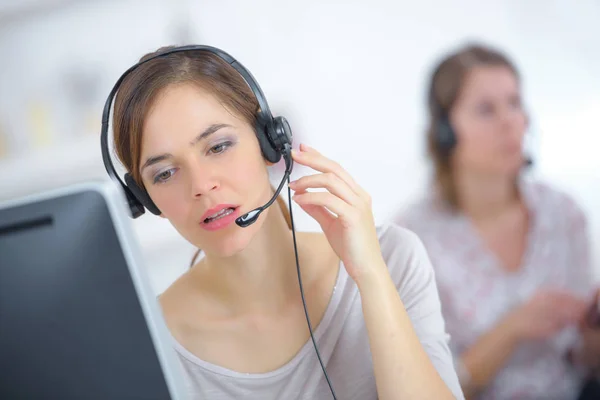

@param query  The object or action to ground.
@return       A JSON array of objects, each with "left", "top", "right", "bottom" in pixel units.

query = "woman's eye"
[
  {"left": 209, "top": 141, "right": 232, "bottom": 155},
  {"left": 153, "top": 169, "right": 174, "bottom": 184}
]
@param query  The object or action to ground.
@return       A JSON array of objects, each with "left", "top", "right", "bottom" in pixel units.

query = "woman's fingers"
[
  {"left": 289, "top": 172, "right": 359, "bottom": 206},
  {"left": 296, "top": 203, "right": 336, "bottom": 232},
  {"left": 293, "top": 191, "right": 356, "bottom": 222},
  {"left": 291, "top": 144, "right": 368, "bottom": 200}
]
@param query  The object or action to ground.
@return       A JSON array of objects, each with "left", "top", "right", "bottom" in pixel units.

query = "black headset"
[
  {"left": 100, "top": 44, "right": 293, "bottom": 220},
  {"left": 427, "top": 62, "right": 457, "bottom": 157},
  {"left": 428, "top": 65, "right": 533, "bottom": 167}
]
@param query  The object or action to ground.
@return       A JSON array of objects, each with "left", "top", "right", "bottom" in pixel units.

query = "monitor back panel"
[{"left": 0, "top": 188, "right": 174, "bottom": 400}]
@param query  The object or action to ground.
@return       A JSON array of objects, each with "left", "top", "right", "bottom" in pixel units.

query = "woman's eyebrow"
[{"left": 141, "top": 123, "right": 232, "bottom": 173}]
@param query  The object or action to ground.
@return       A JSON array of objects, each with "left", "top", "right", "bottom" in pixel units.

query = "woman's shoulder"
[
  {"left": 375, "top": 223, "right": 432, "bottom": 282},
  {"left": 374, "top": 223, "right": 445, "bottom": 314},
  {"left": 522, "top": 179, "right": 588, "bottom": 225},
  {"left": 376, "top": 223, "right": 423, "bottom": 254}
]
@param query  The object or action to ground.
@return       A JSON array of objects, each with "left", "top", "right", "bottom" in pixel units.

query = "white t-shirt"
[{"left": 169, "top": 223, "right": 464, "bottom": 399}]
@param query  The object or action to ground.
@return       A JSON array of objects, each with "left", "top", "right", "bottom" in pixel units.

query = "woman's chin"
[{"left": 484, "top": 154, "right": 527, "bottom": 177}]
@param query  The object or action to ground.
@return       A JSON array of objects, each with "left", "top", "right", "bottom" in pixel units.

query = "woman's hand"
[
  {"left": 289, "top": 143, "right": 385, "bottom": 284},
  {"left": 290, "top": 145, "right": 458, "bottom": 399},
  {"left": 503, "top": 289, "right": 587, "bottom": 342}
]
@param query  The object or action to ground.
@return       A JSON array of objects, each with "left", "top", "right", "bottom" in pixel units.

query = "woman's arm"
[
  {"left": 357, "top": 258, "right": 458, "bottom": 400},
  {"left": 457, "top": 317, "right": 520, "bottom": 398},
  {"left": 458, "top": 287, "right": 587, "bottom": 398},
  {"left": 289, "top": 144, "right": 462, "bottom": 399}
]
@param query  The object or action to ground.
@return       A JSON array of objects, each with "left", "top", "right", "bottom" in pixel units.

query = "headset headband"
[{"left": 100, "top": 45, "right": 273, "bottom": 193}]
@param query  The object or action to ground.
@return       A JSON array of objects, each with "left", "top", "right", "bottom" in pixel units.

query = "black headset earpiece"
[
  {"left": 428, "top": 63, "right": 457, "bottom": 157},
  {"left": 100, "top": 45, "right": 292, "bottom": 218},
  {"left": 118, "top": 178, "right": 147, "bottom": 219},
  {"left": 255, "top": 114, "right": 293, "bottom": 164},
  {"left": 271, "top": 116, "right": 293, "bottom": 153},
  {"left": 254, "top": 116, "right": 278, "bottom": 163},
  {"left": 124, "top": 173, "right": 161, "bottom": 216},
  {"left": 436, "top": 114, "right": 457, "bottom": 155}
]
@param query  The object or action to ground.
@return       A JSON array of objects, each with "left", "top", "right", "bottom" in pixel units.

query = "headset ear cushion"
[
  {"left": 255, "top": 116, "right": 281, "bottom": 163},
  {"left": 271, "top": 116, "right": 292, "bottom": 150},
  {"left": 124, "top": 173, "right": 161, "bottom": 216},
  {"left": 437, "top": 116, "right": 457, "bottom": 153}
]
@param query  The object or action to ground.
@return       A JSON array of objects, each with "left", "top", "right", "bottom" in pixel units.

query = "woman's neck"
[
  {"left": 454, "top": 169, "right": 521, "bottom": 222},
  {"left": 193, "top": 202, "right": 302, "bottom": 313}
]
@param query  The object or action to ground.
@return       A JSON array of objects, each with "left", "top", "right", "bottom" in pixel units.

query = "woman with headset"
[
  {"left": 395, "top": 43, "right": 600, "bottom": 399},
  {"left": 106, "top": 45, "right": 464, "bottom": 399}
]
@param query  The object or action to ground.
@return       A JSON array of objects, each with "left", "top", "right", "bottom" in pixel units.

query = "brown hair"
[
  {"left": 111, "top": 45, "right": 292, "bottom": 267},
  {"left": 426, "top": 43, "right": 520, "bottom": 209}
]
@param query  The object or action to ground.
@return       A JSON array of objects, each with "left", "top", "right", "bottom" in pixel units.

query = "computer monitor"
[{"left": 0, "top": 181, "right": 187, "bottom": 400}]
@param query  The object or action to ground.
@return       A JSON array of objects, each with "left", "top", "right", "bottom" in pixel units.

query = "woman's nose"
[{"left": 189, "top": 165, "right": 220, "bottom": 197}]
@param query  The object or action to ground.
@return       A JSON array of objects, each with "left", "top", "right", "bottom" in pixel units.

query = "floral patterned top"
[{"left": 395, "top": 178, "right": 594, "bottom": 400}]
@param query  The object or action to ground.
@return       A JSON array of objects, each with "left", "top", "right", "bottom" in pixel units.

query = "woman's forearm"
[
  {"left": 459, "top": 316, "right": 520, "bottom": 398},
  {"left": 357, "top": 260, "right": 455, "bottom": 400}
]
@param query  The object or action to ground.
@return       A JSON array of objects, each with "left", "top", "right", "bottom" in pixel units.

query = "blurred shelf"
[{"left": 0, "top": 134, "right": 105, "bottom": 201}]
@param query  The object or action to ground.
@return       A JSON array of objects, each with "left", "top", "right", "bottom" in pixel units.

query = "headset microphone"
[{"left": 235, "top": 144, "right": 293, "bottom": 228}]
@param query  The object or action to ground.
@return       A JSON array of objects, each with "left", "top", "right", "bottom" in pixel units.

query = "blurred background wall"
[{"left": 0, "top": 0, "right": 598, "bottom": 294}]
